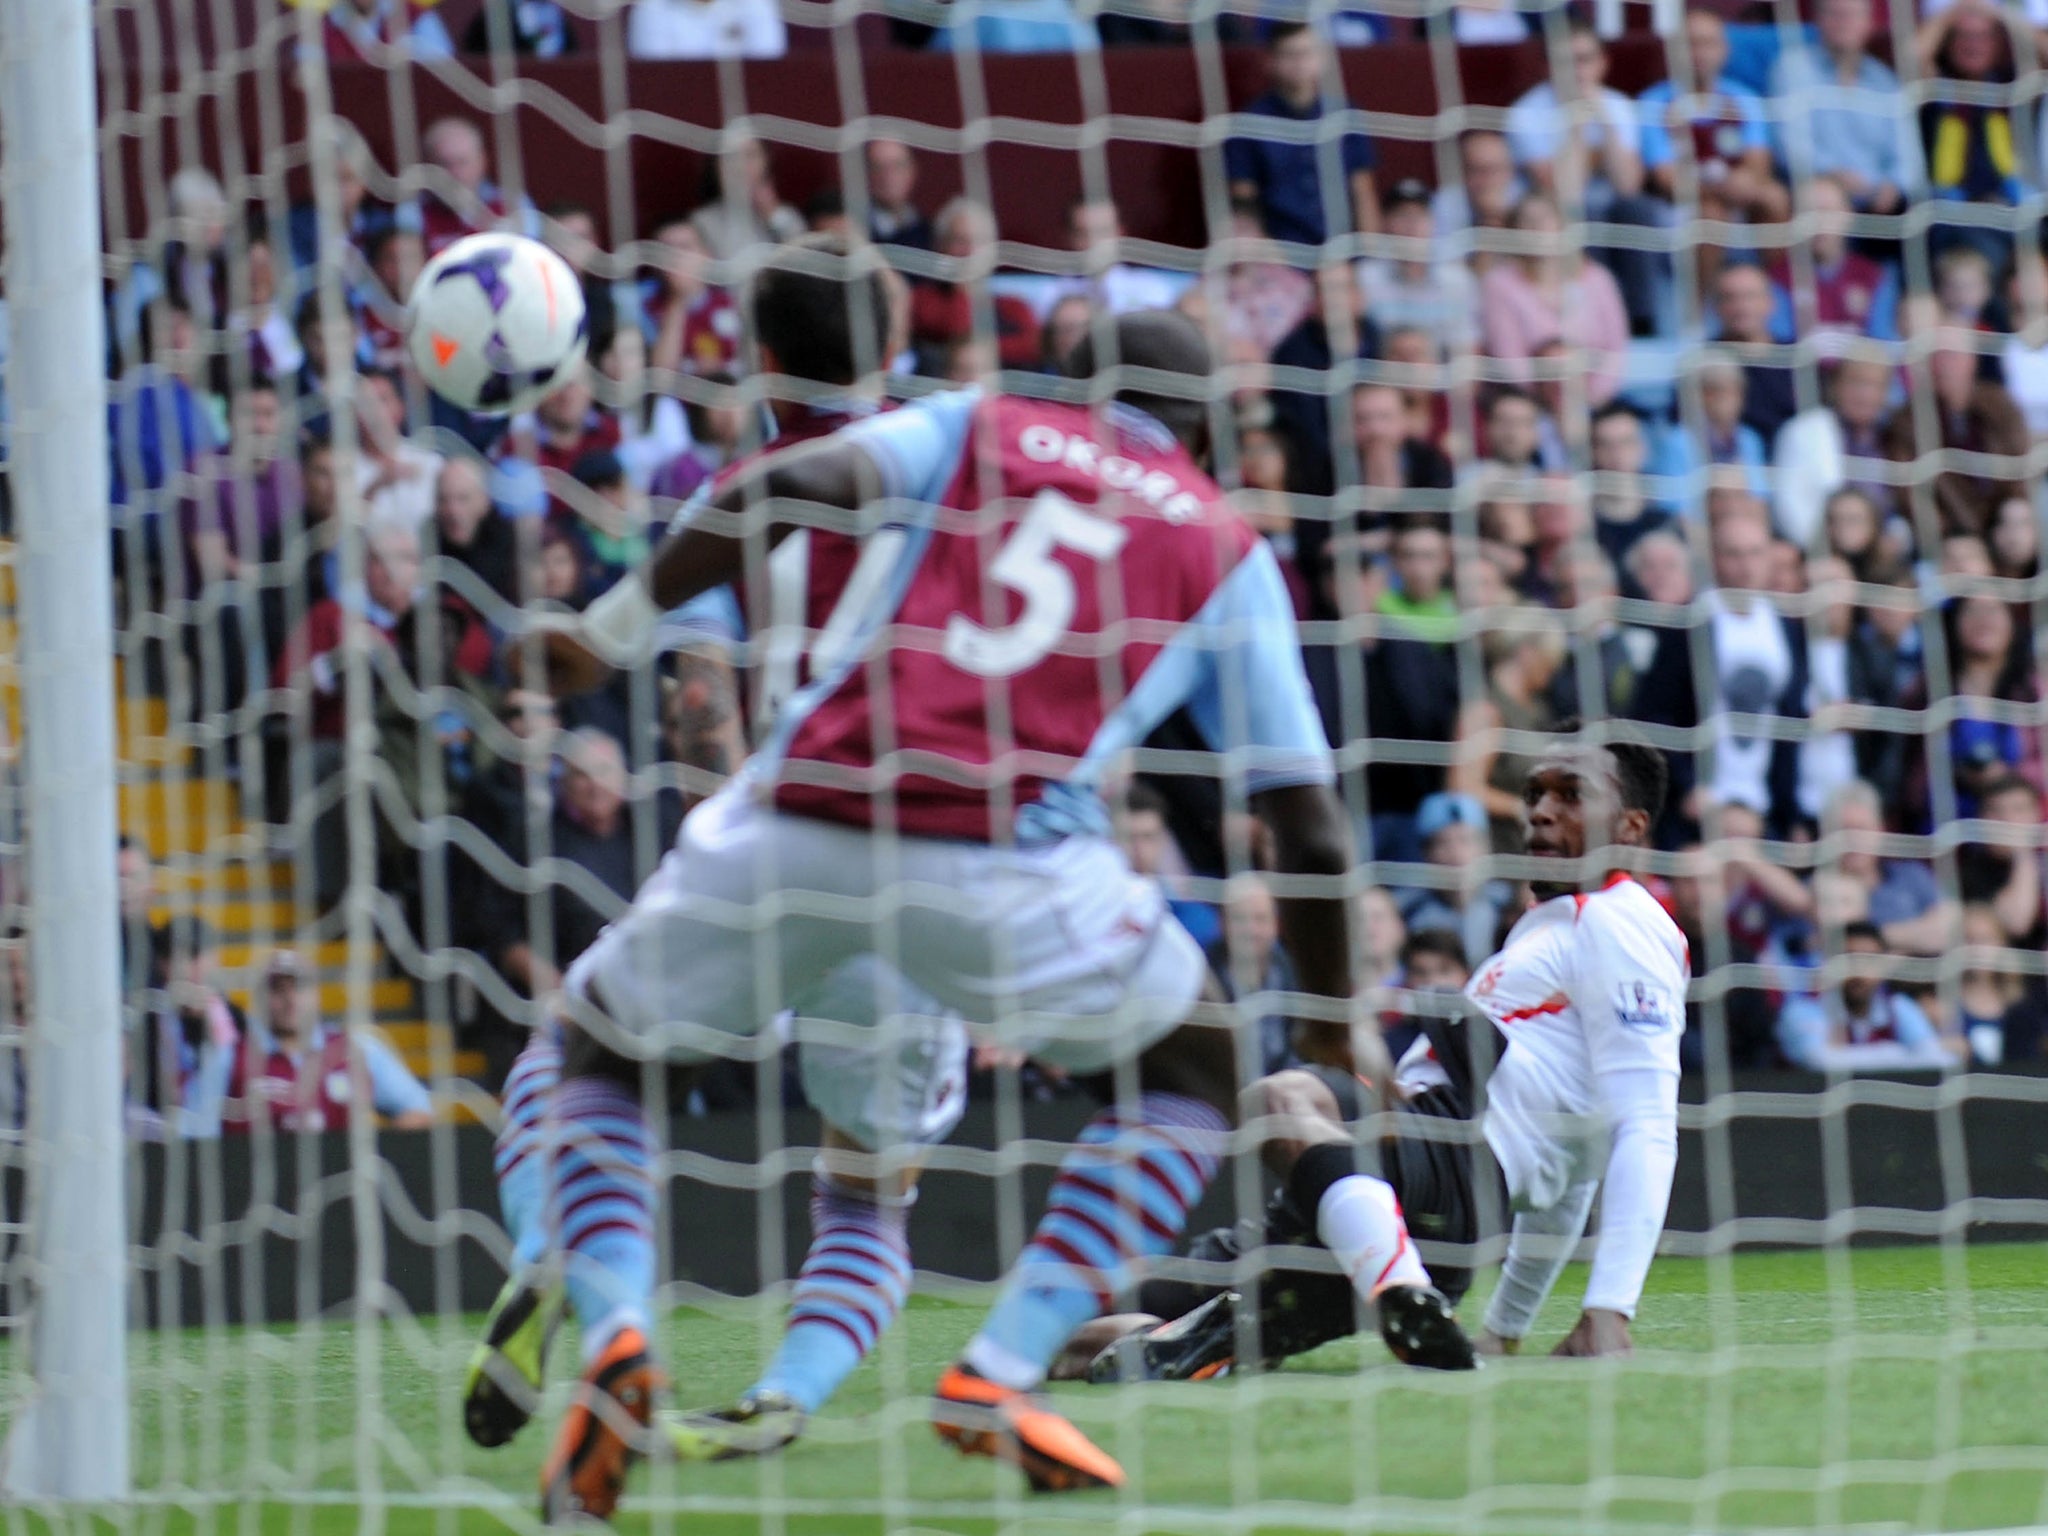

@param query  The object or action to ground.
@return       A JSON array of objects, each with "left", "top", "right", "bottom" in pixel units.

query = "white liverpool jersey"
[{"left": 1466, "top": 874, "right": 1689, "bottom": 1215}]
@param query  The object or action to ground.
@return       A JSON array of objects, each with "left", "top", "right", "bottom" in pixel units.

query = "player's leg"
[
  {"left": 932, "top": 1010, "right": 1240, "bottom": 1492},
  {"left": 665, "top": 971, "right": 970, "bottom": 1458},
  {"left": 463, "top": 1025, "right": 568, "bottom": 1447},
  {"left": 539, "top": 787, "right": 864, "bottom": 1521}
]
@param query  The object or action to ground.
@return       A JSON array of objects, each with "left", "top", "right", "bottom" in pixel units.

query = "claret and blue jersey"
[{"left": 750, "top": 387, "right": 1334, "bottom": 844}]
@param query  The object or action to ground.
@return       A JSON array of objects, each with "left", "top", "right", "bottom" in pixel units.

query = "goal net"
[{"left": 2, "top": 0, "right": 2047, "bottom": 1528}]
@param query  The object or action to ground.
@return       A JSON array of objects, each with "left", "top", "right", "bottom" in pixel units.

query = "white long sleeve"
[
  {"left": 1482, "top": 1180, "right": 1596, "bottom": 1340},
  {"left": 1583, "top": 1064, "right": 1679, "bottom": 1316}
]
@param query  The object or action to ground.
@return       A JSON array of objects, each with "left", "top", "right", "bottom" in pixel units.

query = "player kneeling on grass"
[
  {"left": 522, "top": 304, "right": 1471, "bottom": 1522},
  {"left": 1066, "top": 739, "right": 1687, "bottom": 1378}
]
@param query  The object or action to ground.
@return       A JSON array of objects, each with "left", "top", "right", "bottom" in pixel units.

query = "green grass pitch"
[{"left": 9, "top": 1243, "right": 2047, "bottom": 1535}]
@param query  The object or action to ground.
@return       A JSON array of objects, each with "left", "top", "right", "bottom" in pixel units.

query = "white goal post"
[{"left": 0, "top": 0, "right": 131, "bottom": 1504}]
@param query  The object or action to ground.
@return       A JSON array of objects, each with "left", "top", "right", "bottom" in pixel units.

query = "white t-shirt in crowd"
[
  {"left": 2000, "top": 336, "right": 2048, "bottom": 434},
  {"left": 1505, "top": 84, "right": 1639, "bottom": 170},
  {"left": 1707, "top": 589, "right": 1793, "bottom": 815},
  {"left": 627, "top": 0, "right": 788, "bottom": 59}
]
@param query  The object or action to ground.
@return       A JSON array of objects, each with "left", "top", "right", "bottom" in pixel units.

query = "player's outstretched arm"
[
  {"left": 1250, "top": 782, "right": 1394, "bottom": 1095},
  {"left": 1570, "top": 905, "right": 1685, "bottom": 1354},
  {"left": 537, "top": 437, "right": 883, "bottom": 697}
]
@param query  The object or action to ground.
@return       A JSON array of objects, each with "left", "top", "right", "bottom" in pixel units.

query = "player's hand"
[
  {"left": 1475, "top": 1330, "right": 1521, "bottom": 1358},
  {"left": 506, "top": 620, "right": 614, "bottom": 700},
  {"left": 1551, "top": 1308, "right": 1633, "bottom": 1358}
]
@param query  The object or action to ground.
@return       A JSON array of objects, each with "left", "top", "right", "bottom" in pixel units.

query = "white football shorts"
[
  {"left": 786, "top": 953, "right": 969, "bottom": 1153},
  {"left": 564, "top": 781, "right": 1206, "bottom": 1075}
]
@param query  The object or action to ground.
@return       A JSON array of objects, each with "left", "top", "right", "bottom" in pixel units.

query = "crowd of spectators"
[{"left": 27, "top": 0, "right": 2047, "bottom": 1111}]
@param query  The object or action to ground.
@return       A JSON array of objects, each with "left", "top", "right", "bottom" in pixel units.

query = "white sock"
[
  {"left": 1315, "top": 1174, "right": 1429, "bottom": 1298},
  {"left": 580, "top": 1303, "right": 651, "bottom": 1367}
]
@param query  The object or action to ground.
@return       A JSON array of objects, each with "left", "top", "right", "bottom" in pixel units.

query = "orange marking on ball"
[{"left": 431, "top": 333, "right": 460, "bottom": 368}]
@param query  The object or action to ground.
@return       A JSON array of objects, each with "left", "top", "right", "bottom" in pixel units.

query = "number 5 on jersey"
[{"left": 944, "top": 490, "right": 1130, "bottom": 679}]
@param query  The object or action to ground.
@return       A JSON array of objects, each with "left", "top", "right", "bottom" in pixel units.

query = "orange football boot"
[
  {"left": 539, "top": 1326, "right": 665, "bottom": 1523},
  {"left": 932, "top": 1363, "right": 1125, "bottom": 1492}
]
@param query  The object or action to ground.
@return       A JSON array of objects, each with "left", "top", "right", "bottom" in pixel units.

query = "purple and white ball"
[{"left": 406, "top": 232, "right": 588, "bottom": 417}]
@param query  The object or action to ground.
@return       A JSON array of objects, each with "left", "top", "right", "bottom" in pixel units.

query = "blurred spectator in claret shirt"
[
  {"left": 420, "top": 116, "right": 540, "bottom": 257},
  {"left": 1224, "top": 24, "right": 1380, "bottom": 248},
  {"left": 645, "top": 219, "right": 741, "bottom": 378},
  {"left": 518, "top": 368, "right": 623, "bottom": 509},
  {"left": 1770, "top": 177, "right": 1897, "bottom": 347},
  {"left": 357, "top": 225, "right": 424, "bottom": 374},
  {"left": 229, "top": 950, "right": 434, "bottom": 1134},
  {"left": 179, "top": 379, "right": 294, "bottom": 603},
  {"left": 863, "top": 140, "right": 933, "bottom": 260},
  {"left": 1772, "top": 348, "right": 1896, "bottom": 552},
  {"left": 1769, "top": 0, "right": 1923, "bottom": 217},
  {"left": 909, "top": 199, "right": 1041, "bottom": 372},
  {"left": 1639, "top": 10, "right": 1789, "bottom": 285},
  {"left": 1477, "top": 193, "right": 1628, "bottom": 408},
  {"left": 1777, "top": 920, "right": 1952, "bottom": 1071}
]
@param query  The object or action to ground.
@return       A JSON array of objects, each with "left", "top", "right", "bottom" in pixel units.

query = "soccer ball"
[{"left": 405, "top": 232, "right": 588, "bottom": 416}]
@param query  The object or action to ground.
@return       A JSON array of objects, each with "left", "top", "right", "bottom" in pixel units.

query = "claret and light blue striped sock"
[
  {"left": 751, "top": 1176, "right": 914, "bottom": 1413},
  {"left": 963, "top": 1090, "right": 1229, "bottom": 1390}
]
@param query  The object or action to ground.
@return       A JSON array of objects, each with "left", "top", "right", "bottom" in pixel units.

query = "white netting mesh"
[{"left": 1, "top": 0, "right": 2047, "bottom": 1528}]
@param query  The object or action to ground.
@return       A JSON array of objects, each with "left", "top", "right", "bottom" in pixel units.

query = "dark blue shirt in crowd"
[{"left": 1223, "top": 91, "right": 1377, "bottom": 246}]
